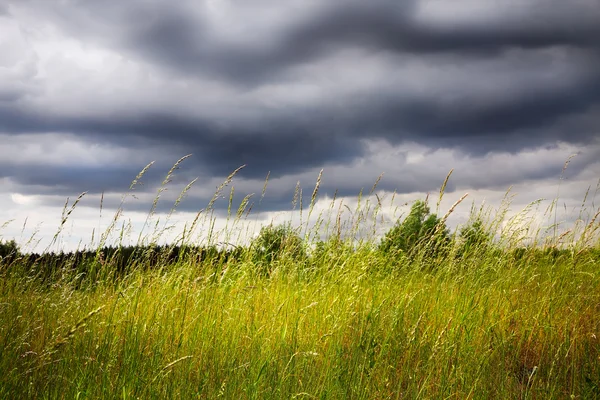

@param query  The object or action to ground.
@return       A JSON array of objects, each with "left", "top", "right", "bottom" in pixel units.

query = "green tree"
[
  {"left": 379, "top": 200, "right": 448, "bottom": 256},
  {"left": 458, "top": 218, "right": 493, "bottom": 254},
  {"left": 0, "top": 239, "right": 20, "bottom": 264},
  {"left": 251, "top": 223, "right": 306, "bottom": 276}
]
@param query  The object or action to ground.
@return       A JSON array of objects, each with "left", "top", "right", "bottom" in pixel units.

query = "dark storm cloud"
[
  {"left": 1, "top": 0, "right": 600, "bottom": 212},
  {"left": 2, "top": 70, "right": 598, "bottom": 185},
  {"left": 16, "top": 0, "right": 600, "bottom": 84},
  {"left": 0, "top": 162, "right": 158, "bottom": 194},
  {"left": 351, "top": 71, "right": 600, "bottom": 152},
  {"left": 0, "top": 105, "right": 364, "bottom": 182}
]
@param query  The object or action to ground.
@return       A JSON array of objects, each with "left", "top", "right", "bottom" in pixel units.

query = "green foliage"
[
  {"left": 2, "top": 242, "right": 599, "bottom": 399},
  {"left": 379, "top": 200, "right": 449, "bottom": 257},
  {"left": 1, "top": 163, "right": 599, "bottom": 398},
  {"left": 0, "top": 239, "right": 20, "bottom": 263},
  {"left": 311, "top": 238, "right": 355, "bottom": 268},
  {"left": 458, "top": 217, "right": 494, "bottom": 254},
  {"left": 250, "top": 223, "right": 306, "bottom": 275}
]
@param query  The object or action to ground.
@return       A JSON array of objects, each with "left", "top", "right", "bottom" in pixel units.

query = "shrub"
[
  {"left": 379, "top": 200, "right": 449, "bottom": 257},
  {"left": 250, "top": 223, "right": 306, "bottom": 276},
  {"left": 458, "top": 217, "right": 494, "bottom": 255},
  {"left": 0, "top": 239, "right": 20, "bottom": 264}
]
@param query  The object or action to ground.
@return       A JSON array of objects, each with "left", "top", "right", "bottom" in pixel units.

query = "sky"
[{"left": 1, "top": 0, "right": 599, "bottom": 252}]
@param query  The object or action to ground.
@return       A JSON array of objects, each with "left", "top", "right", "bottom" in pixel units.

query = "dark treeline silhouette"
[
  {"left": 0, "top": 239, "right": 19, "bottom": 263},
  {"left": 2, "top": 230, "right": 599, "bottom": 287},
  {"left": 0, "top": 241, "right": 243, "bottom": 284}
]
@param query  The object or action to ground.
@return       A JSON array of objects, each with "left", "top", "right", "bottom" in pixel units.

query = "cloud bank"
[{"left": 1, "top": 0, "right": 599, "bottom": 248}]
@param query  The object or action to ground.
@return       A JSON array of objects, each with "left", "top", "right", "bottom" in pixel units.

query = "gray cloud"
[
  {"left": 1, "top": 0, "right": 599, "bottom": 214},
  {"left": 14, "top": 0, "right": 599, "bottom": 83}
]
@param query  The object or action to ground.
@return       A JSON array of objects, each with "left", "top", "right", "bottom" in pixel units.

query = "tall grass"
[{"left": 0, "top": 161, "right": 599, "bottom": 399}]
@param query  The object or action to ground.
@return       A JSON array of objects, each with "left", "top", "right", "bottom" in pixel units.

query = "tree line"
[{"left": 1, "top": 199, "right": 597, "bottom": 283}]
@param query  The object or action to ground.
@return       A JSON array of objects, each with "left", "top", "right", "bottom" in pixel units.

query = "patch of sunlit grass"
[{"left": 0, "top": 158, "right": 598, "bottom": 399}]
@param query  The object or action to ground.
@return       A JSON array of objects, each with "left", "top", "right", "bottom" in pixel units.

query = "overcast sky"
[{"left": 1, "top": 0, "right": 599, "bottom": 251}]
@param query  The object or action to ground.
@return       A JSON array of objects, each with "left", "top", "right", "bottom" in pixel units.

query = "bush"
[
  {"left": 0, "top": 239, "right": 20, "bottom": 264},
  {"left": 379, "top": 200, "right": 449, "bottom": 258},
  {"left": 458, "top": 218, "right": 494, "bottom": 256},
  {"left": 250, "top": 223, "right": 306, "bottom": 276}
]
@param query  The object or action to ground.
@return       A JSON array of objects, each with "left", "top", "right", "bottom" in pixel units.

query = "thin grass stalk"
[{"left": 437, "top": 169, "right": 453, "bottom": 215}]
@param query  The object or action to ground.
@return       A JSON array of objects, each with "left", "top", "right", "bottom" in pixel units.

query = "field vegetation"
[{"left": 1, "top": 161, "right": 599, "bottom": 399}]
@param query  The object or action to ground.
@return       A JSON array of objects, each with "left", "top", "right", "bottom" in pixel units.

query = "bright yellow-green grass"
[
  {"left": 1, "top": 164, "right": 599, "bottom": 399},
  {"left": 1, "top": 249, "right": 599, "bottom": 399}
]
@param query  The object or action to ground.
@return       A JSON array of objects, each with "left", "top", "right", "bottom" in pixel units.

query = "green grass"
[
  {"left": 2, "top": 251, "right": 599, "bottom": 399},
  {"left": 1, "top": 164, "right": 599, "bottom": 399}
]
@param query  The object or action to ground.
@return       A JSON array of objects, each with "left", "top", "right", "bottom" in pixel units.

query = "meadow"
[{"left": 1, "top": 162, "right": 599, "bottom": 399}]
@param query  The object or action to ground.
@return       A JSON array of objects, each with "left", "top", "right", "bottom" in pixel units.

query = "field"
[{"left": 1, "top": 167, "right": 599, "bottom": 399}]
